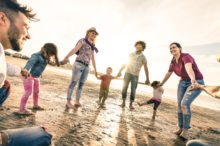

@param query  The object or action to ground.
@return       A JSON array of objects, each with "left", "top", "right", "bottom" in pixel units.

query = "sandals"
[
  {"left": 179, "top": 130, "right": 189, "bottom": 140},
  {"left": 32, "top": 106, "right": 44, "bottom": 110},
  {"left": 14, "top": 110, "right": 33, "bottom": 116},
  {"left": 66, "top": 104, "right": 75, "bottom": 109},
  {"left": 74, "top": 104, "right": 81, "bottom": 107},
  {"left": 74, "top": 103, "right": 82, "bottom": 107},
  {"left": 174, "top": 129, "right": 183, "bottom": 136}
]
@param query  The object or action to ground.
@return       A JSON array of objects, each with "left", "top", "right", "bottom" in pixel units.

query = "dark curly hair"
[
  {"left": 0, "top": 0, "right": 37, "bottom": 21},
  {"left": 151, "top": 81, "right": 160, "bottom": 87},
  {"left": 135, "top": 41, "right": 146, "bottom": 51}
]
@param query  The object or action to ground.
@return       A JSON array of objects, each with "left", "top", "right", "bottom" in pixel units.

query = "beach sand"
[{"left": 0, "top": 56, "right": 220, "bottom": 146}]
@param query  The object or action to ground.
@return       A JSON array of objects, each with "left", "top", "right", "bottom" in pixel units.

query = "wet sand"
[{"left": 0, "top": 56, "right": 220, "bottom": 146}]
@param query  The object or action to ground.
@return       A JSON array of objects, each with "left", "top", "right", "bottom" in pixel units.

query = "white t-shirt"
[
  {"left": 153, "top": 87, "right": 164, "bottom": 100},
  {"left": 126, "top": 52, "right": 147, "bottom": 76},
  {"left": 0, "top": 43, "right": 7, "bottom": 87},
  {"left": 0, "top": 43, "right": 21, "bottom": 88}
]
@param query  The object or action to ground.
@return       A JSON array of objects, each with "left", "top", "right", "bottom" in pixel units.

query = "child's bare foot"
[
  {"left": 129, "top": 106, "right": 135, "bottom": 110},
  {"left": 120, "top": 102, "right": 125, "bottom": 108},
  {"left": 152, "top": 116, "right": 156, "bottom": 120},
  {"left": 129, "top": 103, "right": 135, "bottom": 110},
  {"left": 173, "top": 128, "right": 183, "bottom": 136},
  {"left": 98, "top": 104, "right": 106, "bottom": 109},
  {"left": 32, "top": 106, "right": 44, "bottom": 110}
]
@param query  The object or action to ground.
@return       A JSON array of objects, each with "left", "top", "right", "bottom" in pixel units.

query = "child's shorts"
[
  {"left": 147, "top": 99, "right": 161, "bottom": 110},
  {"left": 99, "top": 88, "right": 109, "bottom": 98}
]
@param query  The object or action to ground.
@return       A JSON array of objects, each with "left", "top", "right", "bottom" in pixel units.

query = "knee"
[
  {"left": 131, "top": 89, "right": 136, "bottom": 95},
  {"left": 177, "top": 103, "right": 182, "bottom": 112},
  {"left": 180, "top": 103, "right": 189, "bottom": 114},
  {"left": 122, "top": 85, "right": 128, "bottom": 91},
  {"left": 122, "top": 87, "right": 127, "bottom": 93},
  {"left": 180, "top": 105, "right": 186, "bottom": 113},
  {"left": 69, "top": 81, "right": 77, "bottom": 89},
  {"left": 33, "top": 90, "right": 39, "bottom": 94},
  {"left": 78, "top": 82, "right": 84, "bottom": 90},
  {"left": 24, "top": 88, "right": 32, "bottom": 97},
  {"left": 25, "top": 91, "right": 32, "bottom": 97}
]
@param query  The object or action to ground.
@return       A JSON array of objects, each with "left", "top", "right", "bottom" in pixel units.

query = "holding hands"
[
  {"left": 95, "top": 71, "right": 98, "bottom": 78},
  {"left": 60, "top": 58, "right": 69, "bottom": 65},
  {"left": 145, "top": 79, "right": 150, "bottom": 85},
  {"left": 20, "top": 68, "right": 30, "bottom": 78},
  {"left": 157, "top": 82, "right": 163, "bottom": 87},
  {"left": 117, "top": 72, "right": 122, "bottom": 77}
]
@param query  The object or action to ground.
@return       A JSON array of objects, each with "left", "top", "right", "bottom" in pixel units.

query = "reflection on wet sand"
[
  {"left": 116, "top": 109, "right": 128, "bottom": 146},
  {"left": 1, "top": 57, "right": 220, "bottom": 146}
]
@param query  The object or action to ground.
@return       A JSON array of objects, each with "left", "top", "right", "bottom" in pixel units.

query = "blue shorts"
[
  {"left": 0, "top": 80, "right": 10, "bottom": 106},
  {"left": 1, "top": 126, "right": 52, "bottom": 146}
]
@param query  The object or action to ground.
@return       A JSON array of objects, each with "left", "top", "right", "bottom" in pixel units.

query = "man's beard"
[
  {"left": 7, "top": 23, "right": 22, "bottom": 52},
  {"left": 9, "top": 38, "right": 21, "bottom": 52}
]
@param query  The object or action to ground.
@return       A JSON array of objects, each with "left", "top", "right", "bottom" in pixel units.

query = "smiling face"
[
  {"left": 0, "top": 12, "right": 30, "bottom": 51},
  {"left": 87, "top": 31, "right": 98, "bottom": 42},
  {"left": 135, "top": 44, "right": 144, "bottom": 52},
  {"left": 170, "top": 44, "right": 181, "bottom": 56},
  {"left": 106, "top": 68, "right": 112, "bottom": 75}
]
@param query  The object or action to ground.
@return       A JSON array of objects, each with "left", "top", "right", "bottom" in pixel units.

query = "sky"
[{"left": 17, "top": 0, "right": 220, "bottom": 87}]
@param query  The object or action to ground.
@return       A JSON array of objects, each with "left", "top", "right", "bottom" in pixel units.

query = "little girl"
[
  {"left": 17, "top": 43, "right": 59, "bottom": 115},
  {"left": 138, "top": 81, "right": 164, "bottom": 120}
]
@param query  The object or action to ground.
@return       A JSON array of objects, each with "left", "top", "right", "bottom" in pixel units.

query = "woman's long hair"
[{"left": 41, "top": 43, "right": 60, "bottom": 66}]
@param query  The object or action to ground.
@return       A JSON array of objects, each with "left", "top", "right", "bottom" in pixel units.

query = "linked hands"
[
  {"left": 60, "top": 58, "right": 69, "bottom": 65},
  {"left": 20, "top": 68, "right": 30, "bottom": 78},
  {"left": 145, "top": 79, "right": 150, "bottom": 85}
]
